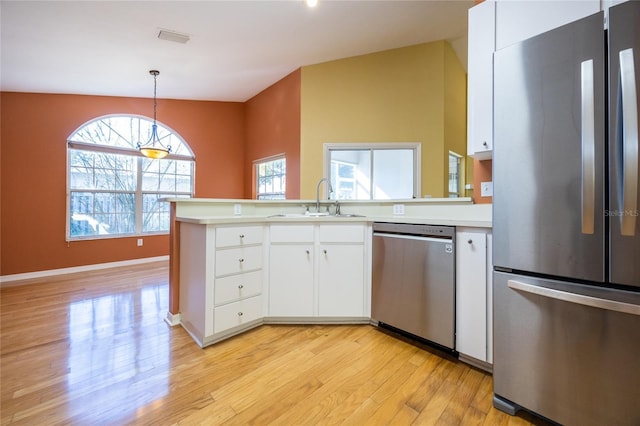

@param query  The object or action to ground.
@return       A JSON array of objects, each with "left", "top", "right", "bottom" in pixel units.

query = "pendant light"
[{"left": 137, "top": 70, "right": 171, "bottom": 159}]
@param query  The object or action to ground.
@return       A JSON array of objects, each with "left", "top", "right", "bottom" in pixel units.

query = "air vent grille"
[{"left": 157, "top": 30, "right": 190, "bottom": 44}]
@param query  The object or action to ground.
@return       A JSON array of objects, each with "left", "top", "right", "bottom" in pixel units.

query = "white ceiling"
[{"left": 0, "top": 0, "right": 474, "bottom": 102}]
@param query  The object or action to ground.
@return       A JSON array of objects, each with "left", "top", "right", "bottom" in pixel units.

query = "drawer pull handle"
[
  {"left": 238, "top": 312, "right": 243, "bottom": 317},
  {"left": 239, "top": 258, "right": 244, "bottom": 263},
  {"left": 238, "top": 284, "right": 244, "bottom": 289},
  {"left": 239, "top": 234, "right": 245, "bottom": 239}
]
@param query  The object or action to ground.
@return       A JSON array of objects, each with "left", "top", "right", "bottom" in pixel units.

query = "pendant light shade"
[{"left": 137, "top": 70, "right": 171, "bottom": 159}]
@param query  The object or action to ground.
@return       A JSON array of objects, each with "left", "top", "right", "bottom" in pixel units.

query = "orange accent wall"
[
  {"left": 473, "top": 158, "right": 493, "bottom": 204},
  {"left": 244, "top": 69, "right": 301, "bottom": 199},
  {"left": 0, "top": 92, "right": 244, "bottom": 276}
]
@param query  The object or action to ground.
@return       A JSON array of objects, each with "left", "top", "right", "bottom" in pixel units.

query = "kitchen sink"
[{"left": 267, "top": 213, "right": 364, "bottom": 218}]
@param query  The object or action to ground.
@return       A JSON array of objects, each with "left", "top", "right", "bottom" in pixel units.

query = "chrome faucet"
[{"left": 316, "top": 177, "right": 333, "bottom": 212}]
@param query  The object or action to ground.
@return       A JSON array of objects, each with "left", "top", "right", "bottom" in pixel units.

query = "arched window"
[{"left": 67, "top": 115, "right": 195, "bottom": 240}]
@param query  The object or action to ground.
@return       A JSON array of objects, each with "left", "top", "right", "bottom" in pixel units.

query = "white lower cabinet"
[
  {"left": 318, "top": 244, "right": 365, "bottom": 317},
  {"left": 180, "top": 220, "right": 371, "bottom": 347},
  {"left": 268, "top": 222, "right": 369, "bottom": 319},
  {"left": 456, "top": 228, "right": 493, "bottom": 368},
  {"left": 179, "top": 223, "right": 265, "bottom": 347},
  {"left": 269, "top": 244, "right": 314, "bottom": 316}
]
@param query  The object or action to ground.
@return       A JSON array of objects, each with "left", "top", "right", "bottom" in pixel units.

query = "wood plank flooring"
[{"left": 1, "top": 263, "right": 552, "bottom": 425}]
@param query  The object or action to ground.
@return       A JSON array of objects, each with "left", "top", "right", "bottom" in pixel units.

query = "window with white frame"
[
  {"left": 67, "top": 115, "right": 194, "bottom": 239},
  {"left": 448, "top": 151, "right": 462, "bottom": 198},
  {"left": 324, "top": 143, "right": 420, "bottom": 200},
  {"left": 255, "top": 155, "right": 286, "bottom": 199}
]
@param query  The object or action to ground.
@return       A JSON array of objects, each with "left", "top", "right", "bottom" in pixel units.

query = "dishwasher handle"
[{"left": 373, "top": 232, "right": 453, "bottom": 244}]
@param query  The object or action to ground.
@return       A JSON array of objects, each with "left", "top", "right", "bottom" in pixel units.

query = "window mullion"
[{"left": 136, "top": 157, "right": 143, "bottom": 234}]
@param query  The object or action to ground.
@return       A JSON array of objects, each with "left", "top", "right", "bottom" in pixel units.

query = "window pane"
[
  {"left": 142, "top": 194, "right": 171, "bottom": 232},
  {"left": 256, "top": 157, "right": 286, "bottom": 200},
  {"left": 329, "top": 150, "right": 371, "bottom": 200},
  {"left": 372, "top": 149, "right": 414, "bottom": 199},
  {"left": 449, "top": 153, "right": 461, "bottom": 197}
]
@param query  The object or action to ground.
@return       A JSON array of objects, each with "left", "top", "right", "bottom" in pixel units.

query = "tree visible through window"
[
  {"left": 67, "top": 115, "right": 195, "bottom": 239},
  {"left": 255, "top": 156, "right": 286, "bottom": 200}
]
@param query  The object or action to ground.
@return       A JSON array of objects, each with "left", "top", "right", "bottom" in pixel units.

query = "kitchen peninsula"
[{"left": 166, "top": 198, "right": 493, "bottom": 369}]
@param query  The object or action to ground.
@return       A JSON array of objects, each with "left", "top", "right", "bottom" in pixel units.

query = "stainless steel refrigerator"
[{"left": 493, "top": 2, "right": 640, "bottom": 425}]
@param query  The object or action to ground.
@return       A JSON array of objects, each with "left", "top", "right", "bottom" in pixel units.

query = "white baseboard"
[
  {"left": 0, "top": 255, "right": 169, "bottom": 286},
  {"left": 164, "top": 311, "right": 181, "bottom": 327}
]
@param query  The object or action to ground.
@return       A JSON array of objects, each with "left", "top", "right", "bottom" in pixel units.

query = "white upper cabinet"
[
  {"left": 495, "top": 0, "right": 600, "bottom": 50},
  {"left": 467, "top": 0, "right": 495, "bottom": 159}
]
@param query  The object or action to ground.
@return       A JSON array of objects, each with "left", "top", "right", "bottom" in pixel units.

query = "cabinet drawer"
[
  {"left": 319, "top": 224, "right": 364, "bottom": 243},
  {"left": 215, "top": 245, "right": 262, "bottom": 277},
  {"left": 214, "top": 295, "right": 263, "bottom": 334},
  {"left": 216, "top": 225, "right": 263, "bottom": 248},
  {"left": 270, "top": 224, "right": 315, "bottom": 243},
  {"left": 215, "top": 270, "right": 262, "bottom": 306}
]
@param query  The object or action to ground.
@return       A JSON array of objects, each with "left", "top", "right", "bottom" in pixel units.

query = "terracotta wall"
[
  {"left": 0, "top": 92, "right": 244, "bottom": 276},
  {"left": 473, "top": 159, "right": 493, "bottom": 204},
  {"left": 244, "top": 69, "right": 301, "bottom": 199}
]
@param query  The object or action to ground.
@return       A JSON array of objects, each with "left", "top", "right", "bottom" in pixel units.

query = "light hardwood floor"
[{"left": 1, "top": 263, "right": 551, "bottom": 425}]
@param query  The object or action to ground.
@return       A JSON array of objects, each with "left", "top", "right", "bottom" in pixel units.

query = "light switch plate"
[
  {"left": 393, "top": 204, "right": 405, "bottom": 215},
  {"left": 233, "top": 204, "right": 242, "bottom": 215},
  {"left": 481, "top": 181, "right": 493, "bottom": 197},
  {"left": 137, "top": 238, "right": 143, "bottom": 247}
]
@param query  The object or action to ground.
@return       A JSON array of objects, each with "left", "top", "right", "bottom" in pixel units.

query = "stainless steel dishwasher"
[{"left": 371, "top": 222, "right": 455, "bottom": 351}]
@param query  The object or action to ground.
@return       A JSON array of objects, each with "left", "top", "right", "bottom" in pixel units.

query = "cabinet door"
[
  {"left": 318, "top": 244, "right": 365, "bottom": 317},
  {"left": 269, "top": 245, "right": 314, "bottom": 316},
  {"left": 467, "top": 0, "right": 495, "bottom": 158},
  {"left": 456, "top": 231, "right": 487, "bottom": 361}
]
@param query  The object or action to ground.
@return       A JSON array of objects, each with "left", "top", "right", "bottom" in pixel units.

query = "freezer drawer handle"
[
  {"left": 619, "top": 48, "right": 638, "bottom": 237},
  {"left": 581, "top": 59, "right": 596, "bottom": 235},
  {"left": 508, "top": 280, "right": 640, "bottom": 316}
]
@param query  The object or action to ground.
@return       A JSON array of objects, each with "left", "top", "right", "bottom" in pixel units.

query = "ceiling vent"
[{"left": 157, "top": 29, "right": 190, "bottom": 44}]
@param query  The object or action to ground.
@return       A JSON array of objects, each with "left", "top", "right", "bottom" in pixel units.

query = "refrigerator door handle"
[
  {"left": 581, "top": 59, "right": 596, "bottom": 235},
  {"left": 619, "top": 48, "right": 638, "bottom": 237},
  {"left": 508, "top": 280, "right": 640, "bottom": 316}
]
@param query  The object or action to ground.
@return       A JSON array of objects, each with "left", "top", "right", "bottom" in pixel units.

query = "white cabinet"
[
  {"left": 467, "top": 0, "right": 495, "bottom": 159},
  {"left": 268, "top": 222, "right": 369, "bottom": 319},
  {"left": 269, "top": 244, "right": 314, "bottom": 316},
  {"left": 495, "top": 0, "right": 600, "bottom": 50},
  {"left": 179, "top": 223, "right": 265, "bottom": 347},
  {"left": 318, "top": 223, "right": 367, "bottom": 317},
  {"left": 456, "top": 228, "right": 493, "bottom": 368}
]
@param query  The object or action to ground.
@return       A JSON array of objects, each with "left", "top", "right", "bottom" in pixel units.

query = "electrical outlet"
[
  {"left": 137, "top": 238, "right": 143, "bottom": 247},
  {"left": 233, "top": 203, "right": 242, "bottom": 215},
  {"left": 393, "top": 204, "right": 405, "bottom": 215},
  {"left": 481, "top": 181, "right": 493, "bottom": 197}
]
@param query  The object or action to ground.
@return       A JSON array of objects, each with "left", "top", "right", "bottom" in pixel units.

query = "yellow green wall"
[{"left": 300, "top": 40, "right": 467, "bottom": 199}]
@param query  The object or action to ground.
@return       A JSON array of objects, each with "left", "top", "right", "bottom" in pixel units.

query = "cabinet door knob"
[
  {"left": 482, "top": 141, "right": 488, "bottom": 147},
  {"left": 323, "top": 249, "right": 327, "bottom": 255},
  {"left": 468, "top": 239, "right": 473, "bottom": 244},
  {"left": 237, "top": 312, "right": 243, "bottom": 317},
  {"left": 239, "top": 258, "right": 244, "bottom": 263},
  {"left": 305, "top": 249, "right": 310, "bottom": 255},
  {"left": 239, "top": 234, "right": 245, "bottom": 239},
  {"left": 238, "top": 284, "right": 244, "bottom": 289}
]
